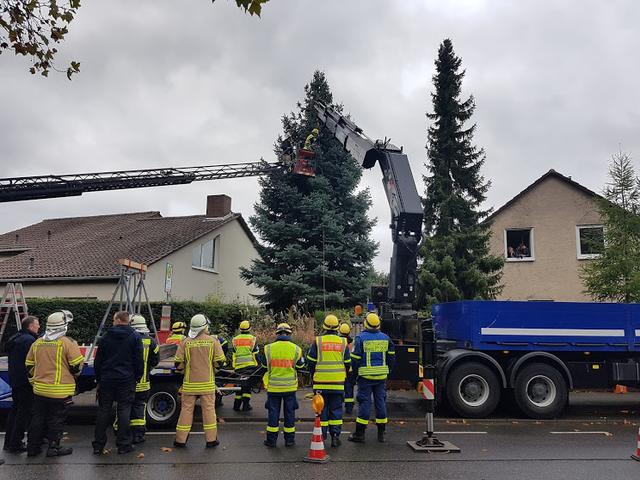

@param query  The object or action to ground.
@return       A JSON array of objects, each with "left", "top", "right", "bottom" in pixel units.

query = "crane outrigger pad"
[{"left": 407, "top": 439, "right": 461, "bottom": 453}]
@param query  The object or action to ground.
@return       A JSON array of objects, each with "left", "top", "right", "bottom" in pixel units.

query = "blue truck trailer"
[{"left": 431, "top": 300, "right": 640, "bottom": 419}]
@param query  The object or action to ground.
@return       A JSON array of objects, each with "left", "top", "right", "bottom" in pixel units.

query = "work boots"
[
  {"left": 348, "top": 423, "right": 366, "bottom": 443},
  {"left": 331, "top": 435, "right": 342, "bottom": 448},
  {"left": 233, "top": 398, "right": 242, "bottom": 411},
  {"left": 377, "top": 424, "right": 386, "bottom": 443},
  {"left": 46, "top": 441, "right": 73, "bottom": 457},
  {"left": 241, "top": 398, "right": 252, "bottom": 412}
]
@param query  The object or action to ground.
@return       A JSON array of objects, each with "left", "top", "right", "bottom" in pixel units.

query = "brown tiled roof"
[{"left": 0, "top": 211, "right": 243, "bottom": 280}]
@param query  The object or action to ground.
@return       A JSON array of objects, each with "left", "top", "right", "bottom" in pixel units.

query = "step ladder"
[{"left": 0, "top": 283, "right": 29, "bottom": 346}]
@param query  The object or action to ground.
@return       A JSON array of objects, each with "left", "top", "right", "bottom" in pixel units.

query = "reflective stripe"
[
  {"left": 320, "top": 421, "right": 329, "bottom": 427},
  {"left": 283, "top": 426, "right": 296, "bottom": 433},
  {"left": 203, "top": 423, "right": 217, "bottom": 430},
  {"left": 176, "top": 425, "right": 191, "bottom": 432},
  {"left": 130, "top": 419, "right": 146, "bottom": 426},
  {"left": 69, "top": 355, "right": 84, "bottom": 366},
  {"left": 266, "top": 426, "right": 280, "bottom": 433},
  {"left": 328, "top": 419, "right": 342, "bottom": 426},
  {"left": 356, "top": 417, "right": 369, "bottom": 425},
  {"left": 242, "top": 393, "right": 252, "bottom": 398},
  {"left": 344, "top": 398, "right": 355, "bottom": 403},
  {"left": 375, "top": 418, "right": 388, "bottom": 424}
]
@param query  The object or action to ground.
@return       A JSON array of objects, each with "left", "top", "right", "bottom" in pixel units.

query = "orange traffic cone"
[
  {"left": 303, "top": 414, "right": 330, "bottom": 464},
  {"left": 632, "top": 427, "right": 640, "bottom": 462},
  {"left": 615, "top": 384, "right": 628, "bottom": 394}
]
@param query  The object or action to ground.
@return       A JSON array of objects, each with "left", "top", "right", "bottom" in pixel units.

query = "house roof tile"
[{"left": 0, "top": 211, "right": 243, "bottom": 280}]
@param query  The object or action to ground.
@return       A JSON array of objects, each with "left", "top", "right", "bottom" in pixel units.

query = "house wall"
[
  {"left": 20, "top": 219, "right": 262, "bottom": 304},
  {"left": 144, "top": 218, "right": 262, "bottom": 303},
  {"left": 488, "top": 176, "right": 602, "bottom": 301}
]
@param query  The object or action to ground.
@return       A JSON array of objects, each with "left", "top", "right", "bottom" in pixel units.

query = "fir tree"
[
  {"left": 582, "top": 151, "right": 640, "bottom": 302},
  {"left": 241, "top": 71, "right": 377, "bottom": 311},
  {"left": 416, "top": 39, "right": 503, "bottom": 309}
]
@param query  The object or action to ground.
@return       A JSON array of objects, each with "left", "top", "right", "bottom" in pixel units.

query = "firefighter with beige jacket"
[
  {"left": 25, "top": 310, "right": 84, "bottom": 457},
  {"left": 173, "top": 314, "right": 226, "bottom": 448}
]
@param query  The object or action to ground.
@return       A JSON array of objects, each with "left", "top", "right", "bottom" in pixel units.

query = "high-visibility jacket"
[
  {"left": 231, "top": 333, "right": 259, "bottom": 370},
  {"left": 351, "top": 330, "right": 396, "bottom": 381},
  {"left": 165, "top": 334, "right": 185, "bottom": 345},
  {"left": 307, "top": 333, "right": 350, "bottom": 391},
  {"left": 262, "top": 339, "right": 305, "bottom": 394},
  {"left": 25, "top": 336, "right": 84, "bottom": 399},
  {"left": 136, "top": 334, "right": 160, "bottom": 392},
  {"left": 174, "top": 332, "right": 225, "bottom": 395}
]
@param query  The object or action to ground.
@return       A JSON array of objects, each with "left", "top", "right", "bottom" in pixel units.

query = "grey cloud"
[{"left": 2, "top": 0, "right": 639, "bottom": 273}]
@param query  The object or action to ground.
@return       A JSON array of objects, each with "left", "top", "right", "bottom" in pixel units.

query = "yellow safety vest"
[
  {"left": 232, "top": 334, "right": 258, "bottom": 369},
  {"left": 312, "top": 334, "right": 347, "bottom": 391},
  {"left": 165, "top": 334, "right": 185, "bottom": 345},
  {"left": 264, "top": 341, "right": 302, "bottom": 394},
  {"left": 136, "top": 337, "right": 159, "bottom": 393}
]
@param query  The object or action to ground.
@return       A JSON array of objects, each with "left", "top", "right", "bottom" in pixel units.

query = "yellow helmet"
[
  {"left": 171, "top": 321, "right": 186, "bottom": 333},
  {"left": 312, "top": 128, "right": 319, "bottom": 135},
  {"left": 276, "top": 322, "right": 292, "bottom": 335},
  {"left": 339, "top": 322, "right": 351, "bottom": 336},
  {"left": 365, "top": 313, "right": 381, "bottom": 330},
  {"left": 323, "top": 314, "right": 339, "bottom": 331},
  {"left": 239, "top": 320, "right": 251, "bottom": 332}
]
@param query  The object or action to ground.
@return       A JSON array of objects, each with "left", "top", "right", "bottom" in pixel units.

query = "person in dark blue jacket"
[
  {"left": 3, "top": 316, "right": 40, "bottom": 453},
  {"left": 92, "top": 311, "right": 143, "bottom": 455},
  {"left": 348, "top": 313, "right": 395, "bottom": 444}
]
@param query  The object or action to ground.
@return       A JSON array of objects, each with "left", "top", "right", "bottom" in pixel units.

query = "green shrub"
[{"left": 26, "top": 298, "right": 263, "bottom": 344}]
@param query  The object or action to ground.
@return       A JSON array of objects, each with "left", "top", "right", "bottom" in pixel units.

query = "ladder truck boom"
[{"left": 0, "top": 161, "right": 282, "bottom": 203}]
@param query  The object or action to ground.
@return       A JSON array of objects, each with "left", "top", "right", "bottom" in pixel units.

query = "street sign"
[{"left": 164, "top": 263, "right": 173, "bottom": 294}]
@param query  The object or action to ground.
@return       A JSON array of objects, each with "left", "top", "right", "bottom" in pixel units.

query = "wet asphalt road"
[{"left": 2, "top": 418, "right": 640, "bottom": 480}]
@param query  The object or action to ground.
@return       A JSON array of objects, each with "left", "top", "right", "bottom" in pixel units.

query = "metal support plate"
[{"left": 407, "top": 440, "right": 461, "bottom": 453}]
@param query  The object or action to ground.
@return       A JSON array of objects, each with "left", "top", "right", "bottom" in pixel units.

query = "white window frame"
[
  {"left": 504, "top": 227, "right": 535, "bottom": 262},
  {"left": 191, "top": 235, "right": 221, "bottom": 273},
  {"left": 576, "top": 225, "right": 604, "bottom": 260}
]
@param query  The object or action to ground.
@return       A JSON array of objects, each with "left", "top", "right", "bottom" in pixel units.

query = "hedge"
[{"left": 24, "top": 298, "right": 263, "bottom": 345}]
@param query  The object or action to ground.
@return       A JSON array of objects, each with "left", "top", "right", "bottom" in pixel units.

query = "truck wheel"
[
  {"left": 147, "top": 383, "right": 181, "bottom": 428},
  {"left": 446, "top": 362, "right": 501, "bottom": 418},
  {"left": 514, "top": 363, "right": 567, "bottom": 419}
]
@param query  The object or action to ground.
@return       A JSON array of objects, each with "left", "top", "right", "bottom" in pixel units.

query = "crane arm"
[
  {"left": 314, "top": 102, "right": 423, "bottom": 305},
  {"left": 0, "top": 161, "right": 282, "bottom": 203}
]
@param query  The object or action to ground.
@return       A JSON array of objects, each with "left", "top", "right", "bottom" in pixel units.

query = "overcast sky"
[{"left": 2, "top": 0, "right": 639, "bottom": 271}]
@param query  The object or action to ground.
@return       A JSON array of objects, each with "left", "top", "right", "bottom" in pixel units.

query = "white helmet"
[
  {"left": 130, "top": 314, "right": 149, "bottom": 333},
  {"left": 47, "top": 310, "right": 73, "bottom": 329},
  {"left": 190, "top": 314, "right": 210, "bottom": 329}
]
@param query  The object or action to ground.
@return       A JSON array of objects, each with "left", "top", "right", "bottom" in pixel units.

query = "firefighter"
[
  {"left": 262, "top": 323, "right": 305, "bottom": 447},
  {"left": 25, "top": 310, "right": 83, "bottom": 457},
  {"left": 231, "top": 320, "right": 259, "bottom": 411},
  {"left": 165, "top": 321, "right": 187, "bottom": 345},
  {"left": 348, "top": 313, "right": 395, "bottom": 443},
  {"left": 174, "top": 314, "right": 226, "bottom": 448},
  {"left": 129, "top": 314, "right": 159, "bottom": 444},
  {"left": 339, "top": 322, "right": 356, "bottom": 414},
  {"left": 3, "top": 315, "right": 39, "bottom": 454},
  {"left": 303, "top": 128, "right": 319, "bottom": 150},
  {"left": 307, "top": 314, "right": 350, "bottom": 447}
]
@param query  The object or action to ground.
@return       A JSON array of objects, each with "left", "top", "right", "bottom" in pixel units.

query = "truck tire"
[
  {"left": 514, "top": 363, "right": 567, "bottom": 419},
  {"left": 147, "top": 382, "right": 181, "bottom": 428},
  {"left": 446, "top": 362, "right": 501, "bottom": 418}
]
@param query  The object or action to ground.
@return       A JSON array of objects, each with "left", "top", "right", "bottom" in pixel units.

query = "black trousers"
[
  {"left": 27, "top": 395, "right": 68, "bottom": 452},
  {"left": 3, "top": 384, "right": 34, "bottom": 451},
  {"left": 130, "top": 390, "right": 150, "bottom": 437},
  {"left": 93, "top": 381, "right": 135, "bottom": 449}
]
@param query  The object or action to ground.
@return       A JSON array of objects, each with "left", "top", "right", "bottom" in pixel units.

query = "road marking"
[
  {"left": 481, "top": 327, "right": 625, "bottom": 337},
  {"left": 146, "top": 431, "right": 355, "bottom": 435},
  {"left": 434, "top": 431, "right": 487, "bottom": 434},
  {"left": 550, "top": 431, "right": 612, "bottom": 436}
]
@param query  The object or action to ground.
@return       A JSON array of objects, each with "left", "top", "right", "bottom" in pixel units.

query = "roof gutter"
[{"left": 0, "top": 275, "right": 120, "bottom": 282}]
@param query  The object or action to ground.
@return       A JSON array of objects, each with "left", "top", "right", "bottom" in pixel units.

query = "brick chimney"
[{"left": 206, "top": 194, "right": 232, "bottom": 218}]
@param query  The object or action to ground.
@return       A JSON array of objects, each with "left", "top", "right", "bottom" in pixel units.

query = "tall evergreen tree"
[
  {"left": 416, "top": 39, "right": 503, "bottom": 309},
  {"left": 582, "top": 151, "right": 640, "bottom": 302},
  {"left": 241, "top": 71, "right": 377, "bottom": 311}
]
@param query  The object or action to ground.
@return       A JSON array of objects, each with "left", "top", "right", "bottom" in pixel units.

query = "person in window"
[
  {"left": 516, "top": 241, "right": 529, "bottom": 258},
  {"left": 507, "top": 246, "right": 516, "bottom": 258}
]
